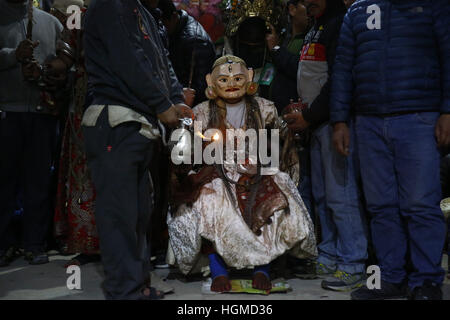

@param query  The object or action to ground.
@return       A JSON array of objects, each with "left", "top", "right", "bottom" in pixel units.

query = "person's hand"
[
  {"left": 435, "top": 114, "right": 450, "bottom": 148},
  {"left": 157, "top": 103, "right": 194, "bottom": 127},
  {"left": 16, "top": 40, "right": 40, "bottom": 63},
  {"left": 43, "top": 58, "right": 68, "bottom": 89},
  {"left": 283, "top": 112, "right": 309, "bottom": 131},
  {"left": 265, "top": 24, "right": 279, "bottom": 51},
  {"left": 22, "top": 60, "right": 42, "bottom": 81},
  {"left": 333, "top": 122, "right": 350, "bottom": 156},
  {"left": 183, "top": 88, "right": 196, "bottom": 107}
]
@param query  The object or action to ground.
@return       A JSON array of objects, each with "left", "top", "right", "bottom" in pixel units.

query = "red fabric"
[
  {"left": 54, "top": 72, "right": 99, "bottom": 255},
  {"left": 300, "top": 43, "right": 327, "bottom": 62}
]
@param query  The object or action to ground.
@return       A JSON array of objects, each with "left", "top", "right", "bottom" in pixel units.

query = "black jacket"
[
  {"left": 269, "top": 32, "right": 303, "bottom": 114},
  {"left": 149, "top": 8, "right": 169, "bottom": 50},
  {"left": 297, "top": 9, "right": 345, "bottom": 127},
  {"left": 83, "top": 0, "right": 184, "bottom": 125},
  {"left": 169, "top": 10, "right": 216, "bottom": 106}
]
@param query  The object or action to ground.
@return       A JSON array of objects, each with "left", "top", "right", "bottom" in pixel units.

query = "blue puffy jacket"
[{"left": 330, "top": 0, "right": 450, "bottom": 123}]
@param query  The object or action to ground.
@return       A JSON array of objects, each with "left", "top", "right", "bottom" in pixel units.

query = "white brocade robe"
[{"left": 167, "top": 97, "right": 317, "bottom": 275}]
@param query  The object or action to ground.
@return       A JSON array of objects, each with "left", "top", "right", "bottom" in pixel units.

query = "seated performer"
[{"left": 168, "top": 55, "right": 317, "bottom": 292}]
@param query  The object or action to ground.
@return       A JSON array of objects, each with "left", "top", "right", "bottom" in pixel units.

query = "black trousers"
[
  {"left": 0, "top": 112, "right": 57, "bottom": 252},
  {"left": 83, "top": 108, "right": 154, "bottom": 300}
]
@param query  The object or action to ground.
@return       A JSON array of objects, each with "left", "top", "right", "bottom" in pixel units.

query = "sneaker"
[
  {"left": 351, "top": 280, "right": 407, "bottom": 300},
  {"left": 321, "top": 270, "right": 365, "bottom": 292},
  {"left": 409, "top": 280, "right": 443, "bottom": 300},
  {"left": 315, "top": 262, "right": 336, "bottom": 278},
  {"left": 24, "top": 251, "right": 49, "bottom": 265}
]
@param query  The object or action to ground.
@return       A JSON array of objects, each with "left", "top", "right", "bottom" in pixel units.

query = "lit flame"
[
  {"left": 195, "top": 131, "right": 220, "bottom": 141},
  {"left": 195, "top": 131, "right": 207, "bottom": 139}
]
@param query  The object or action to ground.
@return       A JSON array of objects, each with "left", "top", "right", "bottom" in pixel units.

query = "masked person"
[{"left": 167, "top": 55, "right": 317, "bottom": 293}]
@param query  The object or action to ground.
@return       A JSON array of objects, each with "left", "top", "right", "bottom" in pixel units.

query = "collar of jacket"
[
  {"left": 0, "top": 0, "right": 28, "bottom": 24},
  {"left": 173, "top": 9, "right": 189, "bottom": 38}
]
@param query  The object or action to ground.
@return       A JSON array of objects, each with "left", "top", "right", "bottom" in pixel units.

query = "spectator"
[
  {"left": 50, "top": 0, "right": 101, "bottom": 268},
  {"left": 285, "top": 0, "right": 368, "bottom": 291},
  {"left": 0, "top": 0, "right": 64, "bottom": 266},
  {"left": 158, "top": 0, "right": 216, "bottom": 107},
  {"left": 330, "top": 0, "right": 450, "bottom": 300},
  {"left": 265, "top": 0, "right": 310, "bottom": 114},
  {"left": 265, "top": 0, "right": 316, "bottom": 278},
  {"left": 82, "top": 0, "right": 191, "bottom": 300}
]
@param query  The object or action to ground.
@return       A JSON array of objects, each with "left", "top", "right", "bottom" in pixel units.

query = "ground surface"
[{"left": 0, "top": 252, "right": 449, "bottom": 300}]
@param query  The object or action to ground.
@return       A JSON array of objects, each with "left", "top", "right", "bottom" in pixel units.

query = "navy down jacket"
[{"left": 330, "top": 0, "right": 450, "bottom": 123}]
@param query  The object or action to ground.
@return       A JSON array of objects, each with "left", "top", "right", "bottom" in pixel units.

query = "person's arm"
[
  {"left": 85, "top": 1, "right": 176, "bottom": 114},
  {"left": 432, "top": 0, "right": 450, "bottom": 114},
  {"left": 329, "top": 11, "right": 355, "bottom": 124},
  {"left": 432, "top": 0, "right": 450, "bottom": 147},
  {"left": 164, "top": 44, "right": 184, "bottom": 105},
  {"left": 302, "top": 16, "right": 344, "bottom": 126},
  {"left": 329, "top": 11, "right": 355, "bottom": 156}
]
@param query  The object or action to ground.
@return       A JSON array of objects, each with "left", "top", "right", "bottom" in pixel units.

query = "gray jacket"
[{"left": 0, "top": 0, "right": 63, "bottom": 114}]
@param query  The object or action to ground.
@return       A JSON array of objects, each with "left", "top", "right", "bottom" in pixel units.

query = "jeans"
[
  {"left": 298, "top": 145, "right": 314, "bottom": 222},
  {"left": 0, "top": 112, "right": 57, "bottom": 252},
  {"left": 355, "top": 112, "right": 446, "bottom": 288},
  {"left": 310, "top": 122, "right": 368, "bottom": 274},
  {"left": 83, "top": 108, "right": 154, "bottom": 299}
]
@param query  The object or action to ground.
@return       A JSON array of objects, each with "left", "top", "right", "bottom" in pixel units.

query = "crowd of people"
[{"left": 0, "top": 0, "right": 449, "bottom": 301}]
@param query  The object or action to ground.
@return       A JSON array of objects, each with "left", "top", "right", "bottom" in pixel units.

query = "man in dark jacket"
[
  {"left": 331, "top": 0, "right": 450, "bottom": 300},
  {"left": 158, "top": 0, "right": 216, "bottom": 106},
  {"left": 265, "top": 0, "right": 309, "bottom": 114},
  {"left": 286, "top": 0, "right": 369, "bottom": 292},
  {"left": 82, "top": 0, "right": 192, "bottom": 300}
]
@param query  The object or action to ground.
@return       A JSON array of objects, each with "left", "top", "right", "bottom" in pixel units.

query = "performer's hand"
[
  {"left": 283, "top": 112, "right": 309, "bottom": 131},
  {"left": 22, "top": 60, "right": 41, "bottom": 81},
  {"left": 16, "top": 40, "right": 40, "bottom": 62},
  {"left": 435, "top": 114, "right": 450, "bottom": 147},
  {"left": 265, "top": 24, "right": 279, "bottom": 51},
  {"left": 333, "top": 122, "right": 350, "bottom": 156},
  {"left": 183, "top": 88, "right": 196, "bottom": 107}
]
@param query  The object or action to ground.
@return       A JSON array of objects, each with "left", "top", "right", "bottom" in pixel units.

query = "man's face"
[
  {"left": 304, "top": 0, "right": 326, "bottom": 17},
  {"left": 207, "top": 63, "right": 253, "bottom": 102},
  {"left": 343, "top": 0, "right": 355, "bottom": 9},
  {"left": 289, "top": 1, "right": 308, "bottom": 25}
]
